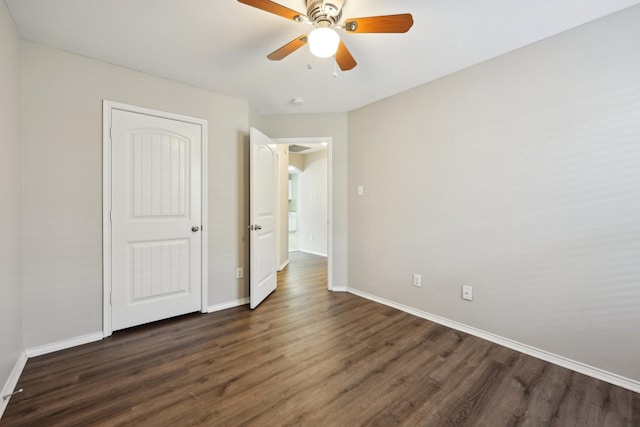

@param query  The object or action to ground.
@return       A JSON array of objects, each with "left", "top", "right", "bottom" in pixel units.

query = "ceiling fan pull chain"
[{"left": 332, "top": 59, "right": 338, "bottom": 78}]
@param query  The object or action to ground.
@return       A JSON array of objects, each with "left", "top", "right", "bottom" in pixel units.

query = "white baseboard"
[
  {"left": 348, "top": 287, "right": 640, "bottom": 394},
  {"left": 208, "top": 298, "right": 249, "bottom": 313},
  {"left": 299, "top": 249, "right": 328, "bottom": 257},
  {"left": 278, "top": 259, "right": 289, "bottom": 271},
  {"left": 23, "top": 300, "right": 251, "bottom": 359},
  {"left": 0, "top": 351, "right": 27, "bottom": 419},
  {"left": 331, "top": 286, "right": 348, "bottom": 292},
  {"left": 25, "top": 332, "right": 104, "bottom": 358}
]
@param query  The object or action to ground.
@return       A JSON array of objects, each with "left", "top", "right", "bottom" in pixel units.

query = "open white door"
[{"left": 249, "top": 127, "right": 277, "bottom": 309}]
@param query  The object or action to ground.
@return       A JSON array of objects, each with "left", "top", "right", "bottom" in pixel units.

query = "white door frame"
[
  {"left": 274, "top": 137, "right": 333, "bottom": 291},
  {"left": 102, "top": 100, "right": 208, "bottom": 337}
]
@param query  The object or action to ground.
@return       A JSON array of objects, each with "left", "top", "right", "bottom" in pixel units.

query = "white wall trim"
[
  {"left": 331, "top": 286, "right": 348, "bottom": 292},
  {"left": 25, "top": 332, "right": 104, "bottom": 358},
  {"left": 299, "top": 249, "right": 328, "bottom": 257},
  {"left": 102, "top": 100, "right": 209, "bottom": 337},
  {"left": 278, "top": 259, "right": 290, "bottom": 271},
  {"left": 0, "top": 352, "right": 27, "bottom": 419},
  {"left": 348, "top": 287, "right": 640, "bottom": 394},
  {"left": 207, "top": 298, "right": 249, "bottom": 313},
  {"left": 102, "top": 101, "right": 112, "bottom": 337}
]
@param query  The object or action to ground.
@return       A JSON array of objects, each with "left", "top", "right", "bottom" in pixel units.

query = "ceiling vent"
[{"left": 289, "top": 144, "right": 312, "bottom": 153}]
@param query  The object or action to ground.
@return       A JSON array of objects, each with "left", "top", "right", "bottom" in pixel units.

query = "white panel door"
[
  {"left": 111, "top": 109, "right": 202, "bottom": 330},
  {"left": 250, "top": 127, "right": 277, "bottom": 309}
]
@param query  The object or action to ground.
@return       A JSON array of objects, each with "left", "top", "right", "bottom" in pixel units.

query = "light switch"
[{"left": 357, "top": 185, "right": 364, "bottom": 196}]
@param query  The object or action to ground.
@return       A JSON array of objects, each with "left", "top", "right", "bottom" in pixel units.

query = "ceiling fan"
[{"left": 237, "top": 0, "right": 413, "bottom": 71}]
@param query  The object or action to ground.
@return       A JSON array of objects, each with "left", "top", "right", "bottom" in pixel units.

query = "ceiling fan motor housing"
[{"left": 306, "top": 0, "right": 343, "bottom": 25}]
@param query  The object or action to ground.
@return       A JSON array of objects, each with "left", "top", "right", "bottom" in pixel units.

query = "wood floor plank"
[{"left": 2, "top": 251, "right": 638, "bottom": 426}]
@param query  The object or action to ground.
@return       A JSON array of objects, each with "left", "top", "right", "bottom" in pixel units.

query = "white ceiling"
[{"left": 6, "top": 0, "right": 640, "bottom": 114}]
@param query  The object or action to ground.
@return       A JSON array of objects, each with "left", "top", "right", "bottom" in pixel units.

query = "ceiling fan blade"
[
  {"left": 343, "top": 14, "right": 414, "bottom": 33},
  {"left": 335, "top": 41, "right": 357, "bottom": 71},
  {"left": 267, "top": 35, "right": 308, "bottom": 61},
  {"left": 237, "top": 0, "right": 304, "bottom": 21}
]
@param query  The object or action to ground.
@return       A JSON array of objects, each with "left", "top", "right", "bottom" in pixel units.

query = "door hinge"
[
  {"left": 109, "top": 127, "right": 112, "bottom": 140},
  {"left": 109, "top": 210, "right": 112, "bottom": 222},
  {"left": 109, "top": 292, "right": 112, "bottom": 305}
]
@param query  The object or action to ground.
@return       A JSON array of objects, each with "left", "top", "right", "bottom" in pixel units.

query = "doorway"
[{"left": 275, "top": 137, "right": 332, "bottom": 291}]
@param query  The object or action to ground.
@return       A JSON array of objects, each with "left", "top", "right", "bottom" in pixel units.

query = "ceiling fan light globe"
[{"left": 308, "top": 27, "right": 340, "bottom": 58}]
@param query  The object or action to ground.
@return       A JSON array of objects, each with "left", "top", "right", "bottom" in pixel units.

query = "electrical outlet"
[
  {"left": 236, "top": 267, "right": 243, "bottom": 279},
  {"left": 310, "top": 234, "right": 313, "bottom": 241},
  {"left": 413, "top": 273, "right": 422, "bottom": 287},
  {"left": 462, "top": 285, "right": 473, "bottom": 301}
]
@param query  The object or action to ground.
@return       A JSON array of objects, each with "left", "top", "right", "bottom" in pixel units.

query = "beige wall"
[
  {"left": 289, "top": 153, "right": 304, "bottom": 171},
  {"left": 260, "top": 114, "right": 348, "bottom": 289},
  {"left": 0, "top": 0, "right": 24, "bottom": 395},
  {"left": 348, "top": 6, "right": 640, "bottom": 381},
  {"left": 21, "top": 42, "right": 250, "bottom": 348}
]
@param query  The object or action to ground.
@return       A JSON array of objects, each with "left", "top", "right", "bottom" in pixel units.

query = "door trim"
[
  {"left": 102, "top": 100, "right": 208, "bottom": 337},
  {"left": 274, "top": 137, "right": 333, "bottom": 291}
]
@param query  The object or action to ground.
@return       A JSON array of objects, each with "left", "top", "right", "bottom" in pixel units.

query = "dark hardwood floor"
[{"left": 2, "top": 251, "right": 638, "bottom": 426}]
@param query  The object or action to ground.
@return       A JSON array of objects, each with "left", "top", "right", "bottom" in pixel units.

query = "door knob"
[
  {"left": 192, "top": 226, "right": 199, "bottom": 232},
  {"left": 255, "top": 225, "right": 262, "bottom": 230}
]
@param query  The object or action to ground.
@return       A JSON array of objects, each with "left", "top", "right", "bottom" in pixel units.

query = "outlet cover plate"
[
  {"left": 413, "top": 273, "right": 422, "bottom": 287},
  {"left": 462, "top": 285, "right": 473, "bottom": 301}
]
